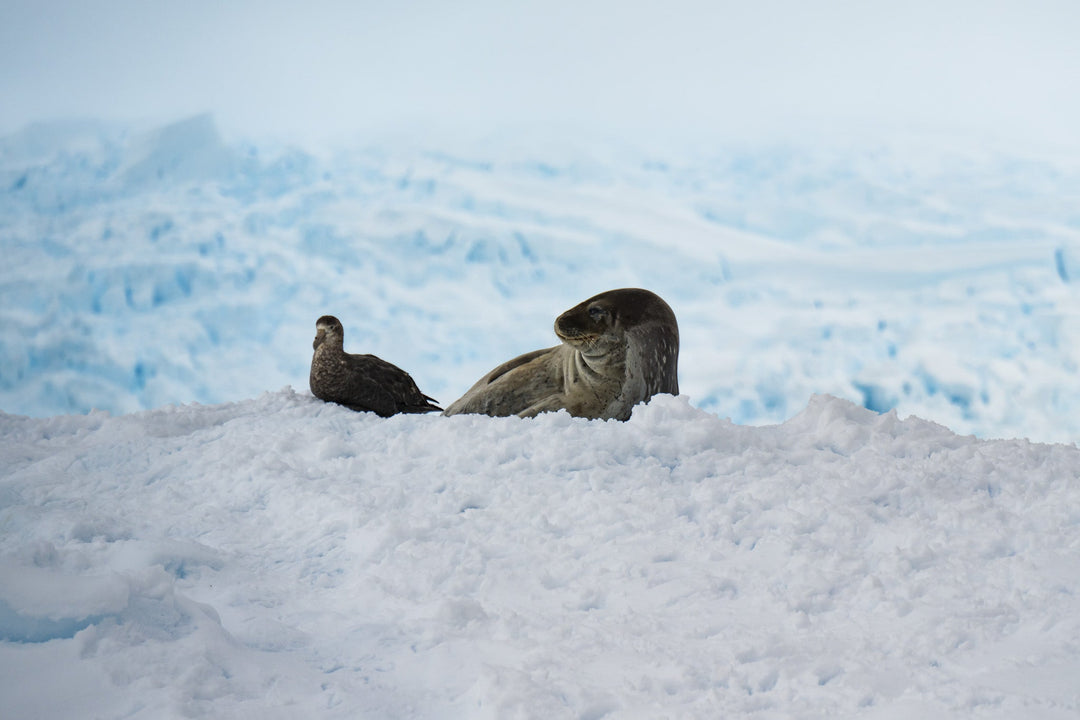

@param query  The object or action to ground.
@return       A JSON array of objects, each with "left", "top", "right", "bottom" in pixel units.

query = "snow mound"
[{"left": 2, "top": 391, "right": 1078, "bottom": 717}]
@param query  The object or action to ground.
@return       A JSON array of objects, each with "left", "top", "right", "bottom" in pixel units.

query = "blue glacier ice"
[{"left": 2, "top": 115, "right": 1080, "bottom": 442}]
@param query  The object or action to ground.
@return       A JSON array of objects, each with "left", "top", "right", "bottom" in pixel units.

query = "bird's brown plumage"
[{"left": 309, "top": 315, "right": 441, "bottom": 416}]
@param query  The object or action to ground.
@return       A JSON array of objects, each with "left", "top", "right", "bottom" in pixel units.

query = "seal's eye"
[{"left": 588, "top": 306, "right": 608, "bottom": 322}]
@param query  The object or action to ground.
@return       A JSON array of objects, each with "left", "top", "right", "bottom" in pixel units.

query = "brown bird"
[{"left": 309, "top": 315, "right": 441, "bottom": 416}]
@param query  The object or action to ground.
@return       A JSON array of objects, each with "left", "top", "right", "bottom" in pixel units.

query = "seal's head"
[
  {"left": 555, "top": 295, "right": 621, "bottom": 356},
  {"left": 554, "top": 287, "right": 679, "bottom": 396},
  {"left": 313, "top": 315, "right": 344, "bottom": 350}
]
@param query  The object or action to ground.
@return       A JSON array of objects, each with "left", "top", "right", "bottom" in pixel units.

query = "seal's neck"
[{"left": 573, "top": 341, "right": 626, "bottom": 380}]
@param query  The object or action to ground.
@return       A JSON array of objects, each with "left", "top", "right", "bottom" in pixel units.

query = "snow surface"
[{"left": 2, "top": 391, "right": 1079, "bottom": 718}]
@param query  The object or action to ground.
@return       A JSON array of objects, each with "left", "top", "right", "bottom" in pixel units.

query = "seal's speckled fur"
[{"left": 444, "top": 288, "right": 679, "bottom": 421}]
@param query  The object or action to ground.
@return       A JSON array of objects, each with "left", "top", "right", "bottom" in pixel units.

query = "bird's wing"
[{"left": 351, "top": 354, "right": 438, "bottom": 415}]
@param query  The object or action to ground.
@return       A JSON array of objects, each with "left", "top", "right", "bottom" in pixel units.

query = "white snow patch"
[{"left": 2, "top": 390, "right": 1078, "bottom": 717}]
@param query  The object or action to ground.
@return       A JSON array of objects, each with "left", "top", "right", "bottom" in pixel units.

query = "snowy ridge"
[
  {"left": 1, "top": 392, "right": 1079, "bottom": 717},
  {"left": 3, "top": 116, "right": 1080, "bottom": 441}
]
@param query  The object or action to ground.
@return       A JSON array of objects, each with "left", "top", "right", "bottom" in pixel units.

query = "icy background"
[{"left": 3, "top": 114, "right": 1080, "bottom": 442}]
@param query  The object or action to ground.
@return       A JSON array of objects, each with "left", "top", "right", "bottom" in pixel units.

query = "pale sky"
[{"left": 2, "top": 0, "right": 1079, "bottom": 147}]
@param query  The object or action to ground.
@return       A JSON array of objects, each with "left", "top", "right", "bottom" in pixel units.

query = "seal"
[
  {"left": 443, "top": 288, "right": 679, "bottom": 421},
  {"left": 309, "top": 315, "right": 441, "bottom": 416}
]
